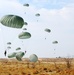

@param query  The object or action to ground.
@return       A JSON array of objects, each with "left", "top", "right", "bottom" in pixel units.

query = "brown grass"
[{"left": 0, "top": 58, "right": 74, "bottom": 75}]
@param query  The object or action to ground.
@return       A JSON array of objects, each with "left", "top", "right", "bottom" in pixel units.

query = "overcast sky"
[{"left": 0, "top": 0, "right": 74, "bottom": 58}]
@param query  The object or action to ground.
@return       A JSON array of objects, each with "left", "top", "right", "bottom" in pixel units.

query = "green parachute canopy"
[
  {"left": 8, "top": 52, "right": 16, "bottom": 58},
  {"left": 16, "top": 56, "right": 22, "bottom": 61},
  {"left": 23, "top": 3, "right": 29, "bottom": 7},
  {"left": 45, "top": 28, "right": 51, "bottom": 33},
  {"left": 29, "top": 54, "right": 38, "bottom": 62},
  {"left": 7, "top": 42, "right": 11, "bottom": 45},
  {"left": 18, "top": 32, "right": 31, "bottom": 39},
  {"left": 23, "top": 28, "right": 27, "bottom": 30},
  {"left": 24, "top": 22, "right": 28, "bottom": 25},
  {"left": 35, "top": 13, "right": 40, "bottom": 17},
  {"left": 0, "top": 15, "right": 24, "bottom": 28},
  {"left": 16, "top": 47, "right": 21, "bottom": 50},
  {"left": 16, "top": 51, "right": 25, "bottom": 61},
  {"left": 7, "top": 46, "right": 11, "bottom": 49},
  {"left": 52, "top": 41, "right": 58, "bottom": 44}
]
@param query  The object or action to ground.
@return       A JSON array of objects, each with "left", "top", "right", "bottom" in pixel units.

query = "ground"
[{"left": 0, "top": 58, "right": 74, "bottom": 75}]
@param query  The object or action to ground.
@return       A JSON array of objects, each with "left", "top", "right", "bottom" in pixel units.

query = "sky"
[{"left": 0, "top": 0, "right": 74, "bottom": 58}]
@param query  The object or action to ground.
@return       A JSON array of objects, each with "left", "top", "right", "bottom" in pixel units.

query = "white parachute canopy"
[{"left": 29, "top": 54, "right": 38, "bottom": 62}]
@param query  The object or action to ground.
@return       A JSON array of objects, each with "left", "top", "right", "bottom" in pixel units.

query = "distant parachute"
[
  {"left": 23, "top": 4, "right": 29, "bottom": 14},
  {"left": 24, "top": 22, "right": 28, "bottom": 25},
  {"left": 23, "top": 3, "right": 29, "bottom": 7},
  {"left": 45, "top": 28, "right": 51, "bottom": 33},
  {"left": 18, "top": 32, "right": 31, "bottom": 39},
  {"left": 44, "top": 28, "right": 51, "bottom": 40},
  {"left": 16, "top": 51, "right": 25, "bottom": 61},
  {"left": 52, "top": 41, "right": 58, "bottom": 44},
  {"left": 8, "top": 52, "right": 16, "bottom": 58},
  {"left": 0, "top": 15, "right": 24, "bottom": 28},
  {"left": 16, "top": 47, "right": 21, "bottom": 50},
  {"left": 7, "top": 42, "right": 11, "bottom": 45},
  {"left": 35, "top": 13, "right": 40, "bottom": 22},
  {"left": 23, "top": 28, "right": 27, "bottom": 30},
  {"left": 52, "top": 41, "right": 58, "bottom": 55},
  {"left": 7, "top": 46, "right": 11, "bottom": 49},
  {"left": 29, "top": 54, "right": 38, "bottom": 62},
  {"left": 35, "top": 13, "right": 40, "bottom": 17}
]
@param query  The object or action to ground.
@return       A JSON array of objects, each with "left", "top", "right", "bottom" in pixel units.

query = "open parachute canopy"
[
  {"left": 7, "top": 42, "right": 11, "bottom": 45},
  {"left": 29, "top": 54, "right": 38, "bottom": 62},
  {"left": 23, "top": 28, "right": 27, "bottom": 30},
  {"left": 35, "top": 13, "right": 40, "bottom": 17},
  {"left": 52, "top": 41, "right": 58, "bottom": 44},
  {"left": 16, "top": 47, "right": 21, "bottom": 50},
  {"left": 24, "top": 22, "right": 28, "bottom": 25},
  {"left": 8, "top": 51, "right": 25, "bottom": 61},
  {"left": 8, "top": 52, "right": 16, "bottom": 58},
  {"left": 45, "top": 28, "right": 51, "bottom": 33},
  {"left": 0, "top": 15, "right": 25, "bottom": 28},
  {"left": 7, "top": 46, "right": 11, "bottom": 49},
  {"left": 16, "top": 51, "right": 25, "bottom": 61},
  {"left": 23, "top": 3, "right": 29, "bottom": 7},
  {"left": 18, "top": 32, "right": 31, "bottom": 39}
]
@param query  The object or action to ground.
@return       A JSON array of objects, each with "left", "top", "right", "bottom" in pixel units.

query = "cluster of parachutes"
[
  {"left": 8, "top": 51, "right": 38, "bottom": 62},
  {"left": 44, "top": 28, "right": 58, "bottom": 54},
  {"left": 0, "top": 3, "right": 39, "bottom": 62},
  {"left": 0, "top": 3, "right": 58, "bottom": 61},
  {"left": 8, "top": 51, "right": 26, "bottom": 61}
]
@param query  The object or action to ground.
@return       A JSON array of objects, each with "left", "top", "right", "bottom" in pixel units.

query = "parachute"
[
  {"left": 0, "top": 15, "right": 25, "bottom": 28},
  {"left": 16, "top": 56, "right": 22, "bottom": 61},
  {"left": 7, "top": 46, "right": 11, "bottom": 49},
  {"left": 23, "top": 28, "right": 27, "bottom": 30},
  {"left": 24, "top": 22, "right": 28, "bottom": 25},
  {"left": 23, "top": 4, "right": 29, "bottom": 14},
  {"left": 52, "top": 41, "right": 58, "bottom": 55},
  {"left": 8, "top": 52, "right": 16, "bottom": 58},
  {"left": 16, "top": 51, "right": 25, "bottom": 61},
  {"left": 45, "top": 28, "right": 51, "bottom": 33},
  {"left": 16, "top": 47, "right": 21, "bottom": 50},
  {"left": 23, "top": 3, "right": 29, "bottom": 7},
  {"left": 7, "top": 42, "right": 11, "bottom": 45},
  {"left": 44, "top": 28, "right": 51, "bottom": 39},
  {"left": 35, "top": 13, "right": 40, "bottom": 17},
  {"left": 0, "top": 15, "right": 29, "bottom": 60},
  {"left": 8, "top": 51, "right": 26, "bottom": 61},
  {"left": 52, "top": 41, "right": 58, "bottom": 44},
  {"left": 18, "top": 32, "right": 31, "bottom": 39},
  {"left": 29, "top": 54, "right": 38, "bottom": 62},
  {"left": 35, "top": 13, "right": 40, "bottom": 22}
]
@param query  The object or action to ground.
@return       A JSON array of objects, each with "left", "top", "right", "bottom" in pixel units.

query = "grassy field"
[{"left": 0, "top": 58, "right": 74, "bottom": 75}]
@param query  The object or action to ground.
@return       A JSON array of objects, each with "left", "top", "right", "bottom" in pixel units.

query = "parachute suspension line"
[
  {"left": 19, "top": 39, "right": 30, "bottom": 53},
  {"left": 19, "top": 40, "right": 26, "bottom": 52},
  {"left": 21, "top": 40, "right": 24, "bottom": 50},
  {"left": 44, "top": 32, "right": 47, "bottom": 40}
]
